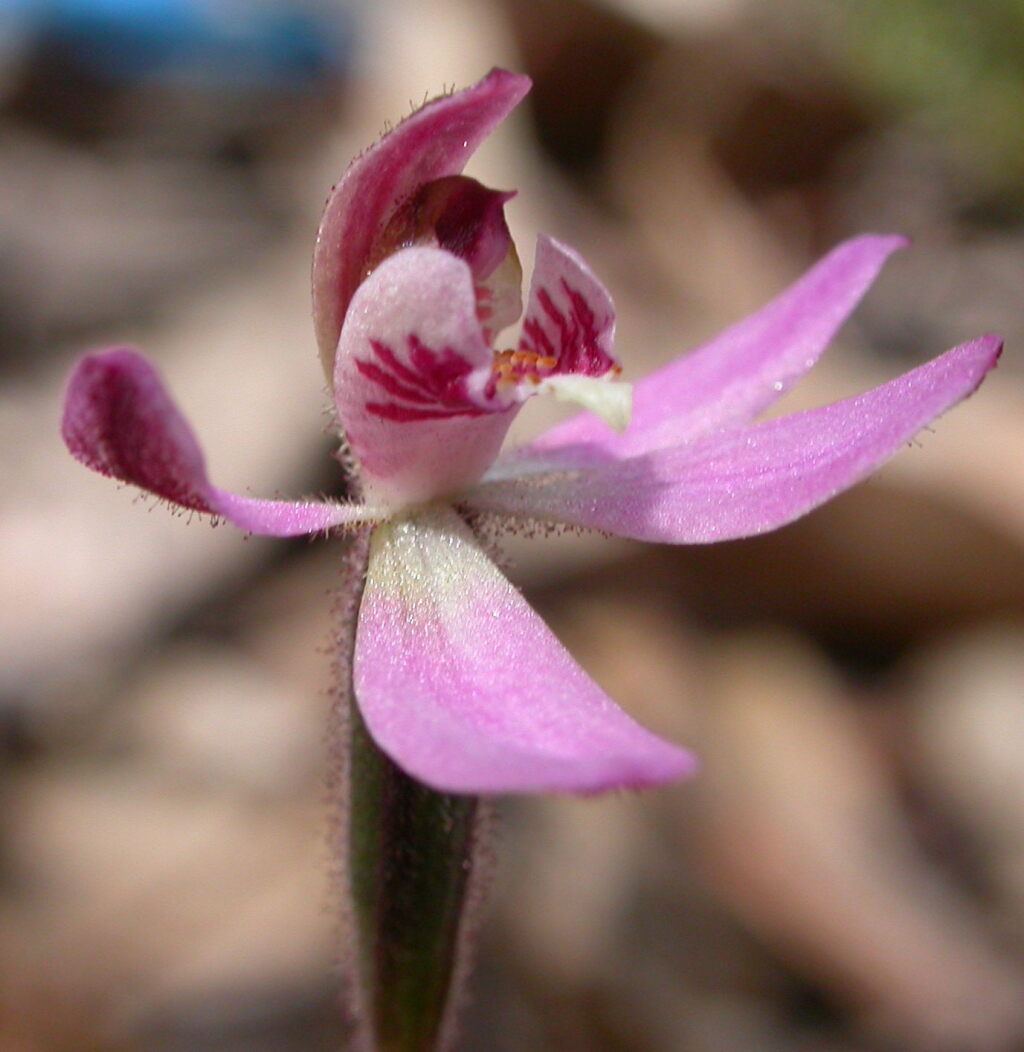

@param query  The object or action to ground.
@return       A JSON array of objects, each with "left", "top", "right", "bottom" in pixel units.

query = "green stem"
[
  {"left": 349, "top": 708, "right": 479, "bottom": 1051},
  {"left": 338, "top": 530, "right": 484, "bottom": 1052}
]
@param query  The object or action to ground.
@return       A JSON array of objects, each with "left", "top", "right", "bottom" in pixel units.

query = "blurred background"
[{"left": 2, "top": 0, "right": 1024, "bottom": 1049}]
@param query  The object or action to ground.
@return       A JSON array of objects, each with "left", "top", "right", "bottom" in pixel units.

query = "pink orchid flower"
[{"left": 62, "top": 69, "right": 1000, "bottom": 796}]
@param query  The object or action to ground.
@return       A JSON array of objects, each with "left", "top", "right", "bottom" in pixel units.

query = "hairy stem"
[{"left": 337, "top": 529, "right": 485, "bottom": 1051}]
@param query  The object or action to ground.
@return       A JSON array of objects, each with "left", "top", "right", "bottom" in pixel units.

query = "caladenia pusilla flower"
[{"left": 63, "top": 68, "right": 1001, "bottom": 1050}]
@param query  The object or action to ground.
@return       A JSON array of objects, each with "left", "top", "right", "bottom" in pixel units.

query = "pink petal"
[
  {"left": 525, "top": 234, "right": 908, "bottom": 461},
  {"left": 465, "top": 336, "right": 1001, "bottom": 542},
  {"left": 334, "top": 247, "right": 519, "bottom": 508},
  {"left": 312, "top": 68, "right": 531, "bottom": 377},
  {"left": 354, "top": 507, "right": 695, "bottom": 794},
  {"left": 513, "top": 234, "right": 618, "bottom": 380},
  {"left": 62, "top": 348, "right": 376, "bottom": 536},
  {"left": 369, "top": 175, "right": 523, "bottom": 342}
]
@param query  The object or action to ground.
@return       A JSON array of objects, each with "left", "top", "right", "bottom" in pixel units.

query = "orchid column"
[{"left": 62, "top": 69, "right": 1001, "bottom": 1052}]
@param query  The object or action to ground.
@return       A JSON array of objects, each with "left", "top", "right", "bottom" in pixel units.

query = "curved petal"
[
  {"left": 504, "top": 234, "right": 631, "bottom": 431},
  {"left": 518, "top": 235, "right": 619, "bottom": 379},
  {"left": 524, "top": 234, "right": 908, "bottom": 462},
  {"left": 464, "top": 336, "right": 1001, "bottom": 542},
  {"left": 312, "top": 68, "right": 531, "bottom": 377},
  {"left": 334, "top": 247, "right": 519, "bottom": 508},
  {"left": 369, "top": 175, "right": 523, "bottom": 342},
  {"left": 62, "top": 348, "right": 378, "bottom": 536},
  {"left": 353, "top": 506, "right": 695, "bottom": 794}
]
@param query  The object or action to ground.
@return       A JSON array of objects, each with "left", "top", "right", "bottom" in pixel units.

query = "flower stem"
[
  {"left": 348, "top": 708, "right": 479, "bottom": 1051},
  {"left": 339, "top": 530, "right": 484, "bottom": 1052}
]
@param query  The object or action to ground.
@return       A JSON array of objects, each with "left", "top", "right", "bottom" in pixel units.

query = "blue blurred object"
[{"left": 0, "top": 0, "right": 356, "bottom": 91}]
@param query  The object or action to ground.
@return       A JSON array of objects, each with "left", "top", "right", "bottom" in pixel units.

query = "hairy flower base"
[{"left": 62, "top": 68, "right": 1002, "bottom": 796}]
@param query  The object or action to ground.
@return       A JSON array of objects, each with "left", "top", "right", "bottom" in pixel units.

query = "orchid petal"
[
  {"left": 525, "top": 234, "right": 908, "bottom": 461},
  {"left": 464, "top": 336, "right": 1001, "bottom": 542},
  {"left": 62, "top": 349, "right": 379, "bottom": 536},
  {"left": 368, "top": 175, "right": 523, "bottom": 342},
  {"left": 312, "top": 68, "right": 531, "bottom": 377},
  {"left": 489, "top": 235, "right": 631, "bottom": 428},
  {"left": 354, "top": 506, "right": 695, "bottom": 794},
  {"left": 517, "top": 235, "right": 620, "bottom": 379},
  {"left": 334, "top": 247, "right": 519, "bottom": 508}
]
